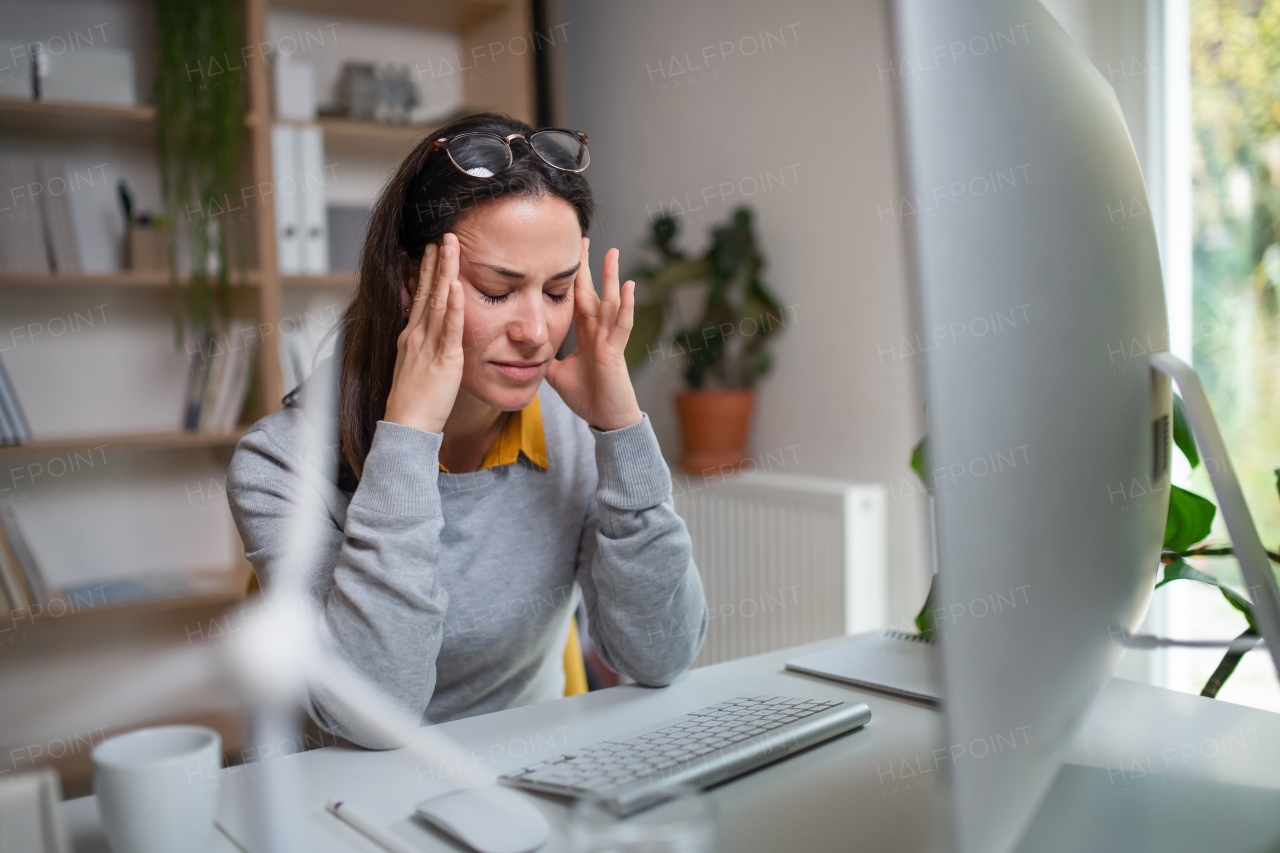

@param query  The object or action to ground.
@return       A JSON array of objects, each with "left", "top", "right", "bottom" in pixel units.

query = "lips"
[{"left": 491, "top": 360, "right": 545, "bottom": 381}]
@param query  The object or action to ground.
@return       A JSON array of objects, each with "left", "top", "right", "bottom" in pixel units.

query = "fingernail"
[{"left": 444, "top": 245, "right": 453, "bottom": 258}]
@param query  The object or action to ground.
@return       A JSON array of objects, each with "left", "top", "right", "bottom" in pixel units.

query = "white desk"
[{"left": 60, "top": 635, "right": 1280, "bottom": 853}]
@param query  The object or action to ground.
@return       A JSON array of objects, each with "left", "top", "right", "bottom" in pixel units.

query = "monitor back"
[{"left": 889, "top": 1, "right": 1170, "bottom": 851}]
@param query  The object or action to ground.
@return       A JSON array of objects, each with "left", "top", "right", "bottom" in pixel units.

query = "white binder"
[
  {"left": 296, "top": 125, "right": 329, "bottom": 275},
  {"left": 271, "top": 124, "right": 302, "bottom": 275}
]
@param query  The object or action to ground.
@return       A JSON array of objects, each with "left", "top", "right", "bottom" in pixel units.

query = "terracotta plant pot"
[{"left": 675, "top": 389, "right": 755, "bottom": 474}]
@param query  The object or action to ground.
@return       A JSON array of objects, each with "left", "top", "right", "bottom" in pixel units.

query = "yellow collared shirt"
[{"left": 438, "top": 392, "right": 549, "bottom": 473}]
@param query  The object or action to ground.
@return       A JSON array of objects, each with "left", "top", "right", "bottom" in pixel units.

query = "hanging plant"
[{"left": 154, "top": 0, "right": 247, "bottom": 345}]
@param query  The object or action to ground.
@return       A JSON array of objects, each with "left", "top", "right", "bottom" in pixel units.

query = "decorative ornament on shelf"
[
  {"left": 910, "top": 394, "right": 1278, "bottom": 698},
  {"left": 625, "top": 208, "right": 787, "bottom": 473},
  {"left": 154, "top": 0, "right": 248, "bottom": 346}
]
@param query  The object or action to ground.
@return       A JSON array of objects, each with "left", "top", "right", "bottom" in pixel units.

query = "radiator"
[{"left": 673, "top": 471, "right": 887, "bottom": 667}]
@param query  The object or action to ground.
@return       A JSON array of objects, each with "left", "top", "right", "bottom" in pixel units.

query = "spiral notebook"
[{"left": 785, "top": 629, "right": 941, "bottom": 706}]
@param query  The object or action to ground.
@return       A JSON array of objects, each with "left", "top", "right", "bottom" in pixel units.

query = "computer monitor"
[{"left": 889, "top": 1, "right": 1280, "bottom": 852}]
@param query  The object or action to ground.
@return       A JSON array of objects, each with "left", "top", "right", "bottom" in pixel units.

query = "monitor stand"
[{"left": 1150, "top": 353, "right": 1280, "bottom": 683}]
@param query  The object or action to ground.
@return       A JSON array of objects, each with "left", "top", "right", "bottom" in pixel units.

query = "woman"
[{"left": 227, "top": 113, "right": 708, "bottom": 749}]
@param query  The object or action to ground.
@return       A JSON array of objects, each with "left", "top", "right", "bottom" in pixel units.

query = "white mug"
[{"left": 92, "top": 725, "right": 222, "bottom": 853}]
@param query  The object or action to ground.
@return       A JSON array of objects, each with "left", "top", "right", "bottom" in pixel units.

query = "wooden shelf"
[
  {"left": 13, "top": 574, "right": 249, "bottom": 629},
  {"left": 283, "top": 271, "right": 358, "bottom": 287},
  {"left": 266, "top": 116, "right": 438, "bottom": 160},
  {"left": 0, "top": 430, "right": 247, "bottom": 458},
  {"left": 0, "top": 97, "right": 155, "bottom": 141},
  {"left": 0, "top": 271, "right": 261, "bottom": 288},
  {"left": 270, "top": 0, "right": 511, "bottom": 31}
]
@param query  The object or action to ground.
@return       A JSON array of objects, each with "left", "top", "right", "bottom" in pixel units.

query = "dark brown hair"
[{"left": 333, "top": 112, "right": 594, "bottom": 480}]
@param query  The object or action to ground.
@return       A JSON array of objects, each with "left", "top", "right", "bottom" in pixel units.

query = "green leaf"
[
  {"left": 1172, "top": 394, "right": 1200, "bottom": 469},
  {"left": 910, "top": 437, "right": 929, "bottom": 488},
  {"left": 624, "top": 304, "right": 665, "bottom": 370},
  {"left": 1164, "top": 484, "right": 1216, "bottom": 551},
  {"left": 1157, "top": 559, "right": 1257, "bottom": 633},
  {"left": 648, "top": 258, "right": 712, "bottom": 296},
  {"left": 914, "top": 575, "right": 938, "bottom": 639}
]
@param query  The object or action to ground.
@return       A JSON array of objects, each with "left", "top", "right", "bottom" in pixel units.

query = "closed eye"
[{"left": 479, "top": 290, "right": 570, "bottom": 304}]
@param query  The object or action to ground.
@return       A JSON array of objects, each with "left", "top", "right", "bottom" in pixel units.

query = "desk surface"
[{"left": 61, "top": 635, "right": 1280, "bottom": 853}]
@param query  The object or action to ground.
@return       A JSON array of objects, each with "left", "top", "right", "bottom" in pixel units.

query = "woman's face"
[{"left": 404, "top": 194, "right": 582, "bottom": 412}]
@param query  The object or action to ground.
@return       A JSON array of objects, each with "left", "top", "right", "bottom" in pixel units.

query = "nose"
[{"left": 507, "top": 291, "right": 549, "bottom": 349}]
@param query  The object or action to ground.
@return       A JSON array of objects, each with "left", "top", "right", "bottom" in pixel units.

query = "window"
[{"left": 1160, "top": 0, "right": 1280, "bottom": 711}]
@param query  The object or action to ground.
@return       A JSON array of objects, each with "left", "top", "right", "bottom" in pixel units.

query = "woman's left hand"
[{"left": 546, "top": 239, "right": 644, "bottom": 432}]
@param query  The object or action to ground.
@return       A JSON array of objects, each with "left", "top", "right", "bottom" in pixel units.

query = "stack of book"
[
  {"left": 0, "top": 504, "right": 52, "bottom": 613},
  {"left": 0, "top": 360, "right": 30, "bottom": 445},
  {"left": 182, "top": 318, "right": 257, "bottom": 433},
  {"left": 0, "top": 155, "right": 82, "bottom": 274}
]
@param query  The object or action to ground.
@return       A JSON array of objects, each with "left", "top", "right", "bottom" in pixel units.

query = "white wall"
[{"left": 553, "top": 0, "right": 930, "bottom": 627}]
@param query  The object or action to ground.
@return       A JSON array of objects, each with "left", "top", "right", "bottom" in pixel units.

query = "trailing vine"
[{"left": 154, "top": 0, "right": 246, "bottom": 344}]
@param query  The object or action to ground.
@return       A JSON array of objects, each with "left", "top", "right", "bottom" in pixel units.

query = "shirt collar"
[{"left": 440, "top": 392, "right": 548, "bottom": 473}]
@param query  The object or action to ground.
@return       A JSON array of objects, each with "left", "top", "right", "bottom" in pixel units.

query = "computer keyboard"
[{"left": 499, "top": 694, "right": 872, "bottom": 816}]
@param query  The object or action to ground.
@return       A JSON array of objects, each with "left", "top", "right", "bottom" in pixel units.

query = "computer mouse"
[{"left": 415, "top": 786, "right": 550, "bottom": 853}]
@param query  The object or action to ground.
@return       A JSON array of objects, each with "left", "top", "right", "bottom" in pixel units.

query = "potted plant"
[
  {"left": 624, "top": 208, "right": 785, "bottom": 473},
  {"left": 910, "top": 396, "right": 1276, "bottom": 698}
]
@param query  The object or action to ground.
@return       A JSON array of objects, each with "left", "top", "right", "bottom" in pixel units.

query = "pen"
[{"left": 326, "top": 800, "right": 420, "bottom": 853}]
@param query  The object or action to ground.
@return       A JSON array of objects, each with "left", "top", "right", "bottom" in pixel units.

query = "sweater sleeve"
[
  {"left": 574, "top": 415, "right": 708, "bottom": 685},
  {"left": 227, "top": 417, "right": 447, "bottom": 749}
]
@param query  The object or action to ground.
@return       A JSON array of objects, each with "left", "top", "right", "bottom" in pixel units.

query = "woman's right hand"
[{"left": 383, "top": 233, "right": 465, "bottom": 434}]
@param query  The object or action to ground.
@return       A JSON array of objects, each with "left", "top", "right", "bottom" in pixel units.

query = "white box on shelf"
[
  {"left": 274, "top": 56, "right": 317, "bottom": 120},
  {"left": 0, "top": 40, "right": 33, "bottom": 99},
  {"left": 36, "top": 48, "right": 135, "bottom": 106}
]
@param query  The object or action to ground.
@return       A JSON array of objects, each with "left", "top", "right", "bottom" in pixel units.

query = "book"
[
  {"left": 183, "top": 320, "right": 256, "bottom": 432},
  {"left": 208, "top": 319, "right": 255, "bottom": 432},
  {"left": 0, "top": 155, "right": 51, "bottom": 273},
  {"left": 297, "top": 125, "right": 329, "bottom": 275},
  {"left": 0, "top": 357, "right": 32, "bottom": 443},
  {"left": 182, "top": 334, "right": 209, "bottom": 431},
  {"left": 272, "top": 125, "right": 303, "bottom": 274},
  {"left": 36, "top": 159, "right": 82, "bottom": 273},
  {"left": 0, "top": 387, "right": 14, "bottom": 446},
  {"left": 785, "top": 629, "right": 941, "bottom": 706},
  {"left": 0, "top": 503, "right": 49, "bottom": 607},
  {"left": 61, "top": 575, "right": 227, "bottom": 608},
  {"left": 196, "top": 334, "right": 230, "bottom": 432},
  {"left": 0, "top": 534, "right": 27, "bottom": 613}
]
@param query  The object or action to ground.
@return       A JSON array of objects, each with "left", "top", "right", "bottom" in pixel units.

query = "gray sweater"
[{"left": 226, "top": 381, "right": 708, "bottom": 748}]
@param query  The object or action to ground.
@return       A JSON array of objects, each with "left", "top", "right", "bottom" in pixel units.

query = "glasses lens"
[
  {"left": 445, "top": 134, "right": 511, "bottom": 178},
  {"left": 531, "top": 131, "right": 589, "bottom": 172}
]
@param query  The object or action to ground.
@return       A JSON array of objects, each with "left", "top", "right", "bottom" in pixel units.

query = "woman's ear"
[{"left": 400, "top": 252, "right": 420, "bottom": 316}]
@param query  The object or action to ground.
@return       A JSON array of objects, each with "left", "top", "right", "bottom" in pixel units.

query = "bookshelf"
[
  {"left": 0, "top": 430, "right": 247, "bottom": 458},
  {"left": 0, "top": 0, "right": 536, "bottom": 598},
  {"left": 0, "top": 0, "right": 540, "bottom": 790}
]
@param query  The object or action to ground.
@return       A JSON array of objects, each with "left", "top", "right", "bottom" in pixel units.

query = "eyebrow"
[{"left": 474, "top": 261, "right": 580, "bottom": 281}]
